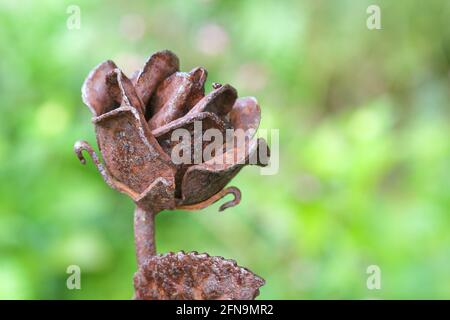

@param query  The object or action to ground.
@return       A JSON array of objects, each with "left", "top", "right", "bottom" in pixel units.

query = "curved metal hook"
[
  {"left": 177, "top": 186, "right": 241, "bottom": 212},
  {"left": 218, "top": 187, "right": 241, "bottom": 212},
  {"left": 74, "top": 140, "right": 116, "bottom": 189},
  {"left": 74, "top": 140, "right": 98, "bottom": 165}
]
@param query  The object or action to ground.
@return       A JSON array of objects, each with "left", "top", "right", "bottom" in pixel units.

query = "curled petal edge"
[
  {"left": 229, "top": 96, "right": 261, "bottom": 140},
  {"left": 187, "top": 84, "right": 237, "bottom": 117},
  {"left": 109, "top": 68, "right": 145, "bottom": 114},
  {"left": 81, "top": 60, "right": 118, "bottom": 116},
  {"left": 134, "top": 50, "right": 180, "bottom": 107}
]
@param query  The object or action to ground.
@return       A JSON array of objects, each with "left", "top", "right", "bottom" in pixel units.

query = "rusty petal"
[
  {"left": 186, "top": 67, "right": 208, "bottom": 112},
  {"left": 179, "top": 138, "right": 269, "bottom": 205},
  {"left": 82, "top": 60, "right": 120, "bottom": 116},
  {"left": 93, "top": 106, "right": 176, "bottom": 202},
  {"left": 134, "top": 251, "right": 265, "bottom": 300},
  {"left": 150, "top": 67, "right": 207, "bottom": 116},
  {"left": 152, "top": 111, "right": 226, "bottom": 157},
  {"left": 148, "top": 68, "right": 208, "bottom": 130},
  {"left": 106, "top": 68, "right": 145, "bottom": 114},
  {"left": 134, "top": 50, "right": 180, "bottom": 108},
  {"left": 229, "top": 97, "right": 261, "bottom": 139},
  {"left": 148, "top": 72, "right": 190, "bottom": 118},
  {"left": 152, "top": 111, "right": 227, "bottom": 199},
  {"left": 187, "top": 84, "right": 237, "bottom": 117}
]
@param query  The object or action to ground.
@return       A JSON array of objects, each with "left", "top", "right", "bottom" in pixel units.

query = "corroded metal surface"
[
  {"left": 229, "top": 97, "right": 261, "bottom": 139},
  {"left": 148, "top": 67, "right": 207, "bottom": 130},
  {"left": 134, "top": 206, "right": 157, "bottom": 267},
  {"left": 187, "top": 83, "right": 237, "bottom": 117},
  {"left": 81, "top": 60, "right": 119, "bottom": 115},
  {"left": 134, "top": 50, "right": 179, "bottom": 108},
  {"left": 134, "top": 252, "right": 265, "bottom": 300},
  {"left": 94, "top": 107, "right": 175, "bottom": 195}
]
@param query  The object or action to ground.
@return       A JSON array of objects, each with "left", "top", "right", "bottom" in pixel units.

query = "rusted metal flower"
[
  {"left": 74, "top": 50, "right": 269, "bottom": 300},
  {"left": 76, "top": 50, "right": 269, "bottom": 213}
]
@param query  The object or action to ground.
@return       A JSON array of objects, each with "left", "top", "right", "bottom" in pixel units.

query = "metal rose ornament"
[{"left": 74, "top": 50, "right": 270, "bottom": 300}]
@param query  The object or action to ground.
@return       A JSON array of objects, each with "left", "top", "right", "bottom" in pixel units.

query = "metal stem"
[{"left": 134, "top": 206, "right": 157, "bottom": 268}]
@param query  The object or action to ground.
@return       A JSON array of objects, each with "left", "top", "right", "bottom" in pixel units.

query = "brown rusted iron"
[
  {"left": 134, "top": 252, "right": 265, "bottom": 300},
  {"left": 75, "top": 50, "right": 270, "bottom": 300}
]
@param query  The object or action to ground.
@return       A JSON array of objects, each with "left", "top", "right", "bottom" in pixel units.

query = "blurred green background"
[{"left": 0, "top": 0, "right": 449, "bottom": 299}]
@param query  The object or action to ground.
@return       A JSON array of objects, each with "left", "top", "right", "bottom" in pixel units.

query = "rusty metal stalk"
[{"left": 134, "top": 206, "right": 158, "bottom": 267}]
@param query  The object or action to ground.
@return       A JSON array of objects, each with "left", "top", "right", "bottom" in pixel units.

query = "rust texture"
[
  {"left": 134, "top": 252, "right": 265, "bottom": 300},
  {"left": 75, "top": 50, "right": 270, "bottom": 300}
]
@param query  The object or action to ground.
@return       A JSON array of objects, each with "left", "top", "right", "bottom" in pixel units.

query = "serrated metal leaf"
[{"left": 134, "top": 251, "right": 265, "bottom": 300}]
